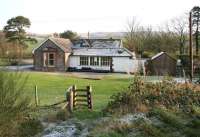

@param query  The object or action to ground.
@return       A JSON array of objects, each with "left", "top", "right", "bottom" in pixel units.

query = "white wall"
[
  {"left": 69, "top": 56, "right": 110, "bottom": 71},
  {"left": 69, "top": 55, "right": 146, "bottom": 73},
  {"left": 112, "top": 57, "right": 139, "bottom": 73},
  {"left": 69, "top": 56, "right": 79, "bottom": 68}
]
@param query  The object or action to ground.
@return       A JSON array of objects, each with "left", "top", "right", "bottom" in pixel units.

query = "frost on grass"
[
  {"left": 41, "top": 119, "right": 88, "bottom": 137},
  {"left": 40, "top": 113, "right": 150, "bottom": 137},
  {"left": 119, "top": 113, "right": 151, "bottom": 125}
]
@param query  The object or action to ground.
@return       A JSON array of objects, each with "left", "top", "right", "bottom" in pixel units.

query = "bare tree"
[
  {"left": 124, "top": 17, "right": 180, "bottom": 57},
  {"left": 168, "top": 14, "right": 188, "bottom": 55},
  {"left": 124, "top": 18, "right": 139, "bottom": 53}
]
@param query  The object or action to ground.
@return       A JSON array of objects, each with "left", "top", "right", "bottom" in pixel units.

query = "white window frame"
[
  {"left": 90, "top": 56, "right": 99, "bottom": 66},
  {"left": 101, "top": 56, "right": 111, "bottom": 66},
  {"left": 80, "top": 56, "right": 89, "bottom": 66},
  {"left": 43, "top": 52, "right": 56, "bottom": 67}
]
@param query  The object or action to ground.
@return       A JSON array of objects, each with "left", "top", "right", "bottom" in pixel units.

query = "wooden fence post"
[
  {"left": 70, "top": 89, "right": 74, "bottom": 112},
  {"left": 87, "top": 85, "right": 93, "bottom": 109},
  {"left": 35, "top": 85, "right": 39, "bottom": 107},
  {"left": 67, "top": 88, "right": 70, "bottom": 111},
  {"left": 72, "top": 85, "right": 76, "bottom": 108},
  {"left": 67, "top": 87, "right": 73, "bottom": 112}
]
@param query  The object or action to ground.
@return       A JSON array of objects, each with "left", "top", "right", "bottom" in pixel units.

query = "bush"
[
  {"left": 151, "top": 108, "right": 183, "bottom": 129},
  {"left": 18, "top": 119, "right": 43, "bottom": 137},
  {"left": 56, "top": 109, "right": 70, "bottom": 121},
  {"left": 89, "top": 119, "right": 134, "bottom": 137},
  {"left": 0, "top": 70, "right": 32, "bottom": 137},
  {"left": 105, "top": 75, "right": 200, "bottom": 114},
  {"left": 136, "top": 121, "right": 168, "bottom": 137}
]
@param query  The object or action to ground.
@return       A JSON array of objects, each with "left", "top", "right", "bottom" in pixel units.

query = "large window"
[
  {"left": 43, "top": 52, "right": 55, "bottom": 67},
  {"left": 80, "top": 56, "right": 89, "bottom": 65},
  {"left": 101, "top": 57, "right": 111, "bottom": 66},
  {"left": 79, "top": 56, "right": 111, "bottom": 66},
  {"left": 90, "top": 57, "right": 99, "bottom": 66}
]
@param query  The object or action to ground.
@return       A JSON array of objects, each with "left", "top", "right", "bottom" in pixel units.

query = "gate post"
[
  {"left": 87, "top": 85, "right": 93, "bottom": 109},
  {"left": 66, "top": 87, "right": 73, "bottom": 112},
  {"left": 35, "top": 85, "right": 39, "bottom": 107},
  {"left": 72, "top": 85, "right": 76, "bottom": 108}
]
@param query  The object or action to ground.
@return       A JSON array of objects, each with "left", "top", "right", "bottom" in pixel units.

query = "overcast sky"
[{"left": 0, "top": 0, "right": 199, "bottom": 34}]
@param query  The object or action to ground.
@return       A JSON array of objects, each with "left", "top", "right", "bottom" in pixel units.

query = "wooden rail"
[{"left": 66, "top": 85, "right": 93, "bottom": 112}]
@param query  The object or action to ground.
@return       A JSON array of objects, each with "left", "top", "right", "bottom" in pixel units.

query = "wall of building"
[
  {"left": 69, "top": 56, "right": 110, "bottom": 71},
  {"left": 112, "top": 57, "right": 139, "bottom": 73},
  {"left": 69, "top": 56, "right": 79, "bottom": 68},
  {"left": 65, "top": 53, "right": 71, "bottom": 70},
  {"left": 149, "top": 54, "right": 176, "bottom": 76},
  {"left": 69, "top": 56, "right": 142, "bottom": 73},
  {"left": 34, "top": 40, "right": 66, "bottom": 71}
]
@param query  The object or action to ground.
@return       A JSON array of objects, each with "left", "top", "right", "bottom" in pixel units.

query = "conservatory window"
[
  {"left": 101, "top": 57, "right": 111, "bottom": 66},
  {"left": 80, "top": 56, "right": 89, "bottom": 65},
  {"left": 90, "top": 57, "right": 99, "bottom": 66}
]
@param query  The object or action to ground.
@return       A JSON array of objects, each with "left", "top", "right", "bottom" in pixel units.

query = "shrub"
[
  {"left": 89, "top": 119, "right": 134, "bottom": 137},
  {"left": 151, "top": 108, "right": 183, "bottom": 129},
  {"left": 105, "top": 75, "right": 200, "bottom": 114},
  {"left": 56, "top": 109, "right": 70, "bottom": 121},
  {"left": 43, "top": 109, "right": 70, "bottom": 123},
  {"left": 18, "top": 119, "right": 43, "bottom": 137},
  {"left": 136, "top": 121, "right": 168, "bottom": 137},
  {"left": 184, "top": 117, "right": 200, "bottom": 137},
  {"left": 0, "top": 70, "right": 32, "bottom": 136}
]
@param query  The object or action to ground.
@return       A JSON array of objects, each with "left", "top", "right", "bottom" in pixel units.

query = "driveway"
[{"left": 4, "top": 65, "right": 33, "bottom": 71}]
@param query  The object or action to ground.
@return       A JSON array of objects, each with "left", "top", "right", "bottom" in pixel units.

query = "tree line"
[
  {"left": 124, "top": 6, "right": 200, "bottom": 58},
  {"left": 124, "top": 16, "right": 188, "bottom": 57}
]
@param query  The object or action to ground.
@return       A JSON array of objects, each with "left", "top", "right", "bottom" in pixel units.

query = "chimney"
[
  {"left": 87, "top": 31, "right": 92, "bottom": 47},
  {"left": 88, "top": 31, "right": 90, "bottom": 39},
  {"left": 52, "top": 32, "right": 59, "bottom": 38}
]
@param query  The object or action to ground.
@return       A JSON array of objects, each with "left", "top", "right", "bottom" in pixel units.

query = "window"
[
  {"left": 43, "top": 52, "right": 55, "bottom": 67},
  {"left": 90, "top": 57, "right": 99, "bottom": 66},
  {"left": 80, "top": 56, "right": 89, "bottom": 65},
  {"left": 48, "top": 53, "right": 55, "bottom": 66},
  {"left": 101, "top": 57, "right": 111, "bottom": 66}
]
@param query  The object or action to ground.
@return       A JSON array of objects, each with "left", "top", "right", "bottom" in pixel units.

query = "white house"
[{"left": 33, "top": 38, "right": 139, "bottom": 73}]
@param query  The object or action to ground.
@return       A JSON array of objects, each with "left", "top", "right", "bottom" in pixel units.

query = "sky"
[{"left": 0, "top": 0, "right": 200, "bottom": 34}]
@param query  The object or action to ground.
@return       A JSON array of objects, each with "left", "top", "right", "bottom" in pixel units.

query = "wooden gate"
[{"left": 66, "top": 85, "right": 93, "bottom": 112}]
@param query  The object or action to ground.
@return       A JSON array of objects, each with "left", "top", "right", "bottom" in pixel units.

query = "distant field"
[{"left": 24, "top": 72, "right": 131, "bottom": 111}]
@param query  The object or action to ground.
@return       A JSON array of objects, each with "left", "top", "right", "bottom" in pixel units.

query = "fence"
[
  {"left": 66, "top": 85, "right": 93, "bottom": 112},
  {"left": 34, "top": 85, "right": 93, "bottom": 112}
]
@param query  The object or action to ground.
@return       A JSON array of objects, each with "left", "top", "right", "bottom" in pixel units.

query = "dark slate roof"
[
  {"left": 72, "top": 38, "right": 122, "bottom": 48},
  {"left": 71, "top": 38, "right": 135, "bottom": 57},
  {"left": 72, "top": 47, "right": 136, "bottom": 57},
  {"left": 151, "top": 52, "right": 176, "bottom": 61}
]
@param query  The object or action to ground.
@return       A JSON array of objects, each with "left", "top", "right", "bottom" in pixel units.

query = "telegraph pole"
[{"left": 189, "top": 11, "right": 193, "bottom": 81}]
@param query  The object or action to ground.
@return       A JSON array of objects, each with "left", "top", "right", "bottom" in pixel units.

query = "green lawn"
[{"left": 24, "top": 72, "right": 131, "bottom": 111}]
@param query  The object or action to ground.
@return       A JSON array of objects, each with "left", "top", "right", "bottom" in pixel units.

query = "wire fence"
[{"left": 25, "top": 85, "right": 69, "bottom": 107}]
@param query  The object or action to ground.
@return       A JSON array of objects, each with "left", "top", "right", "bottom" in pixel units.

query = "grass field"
[{"left": 24, "top": 72, "right": 131, "bottom": 111}]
